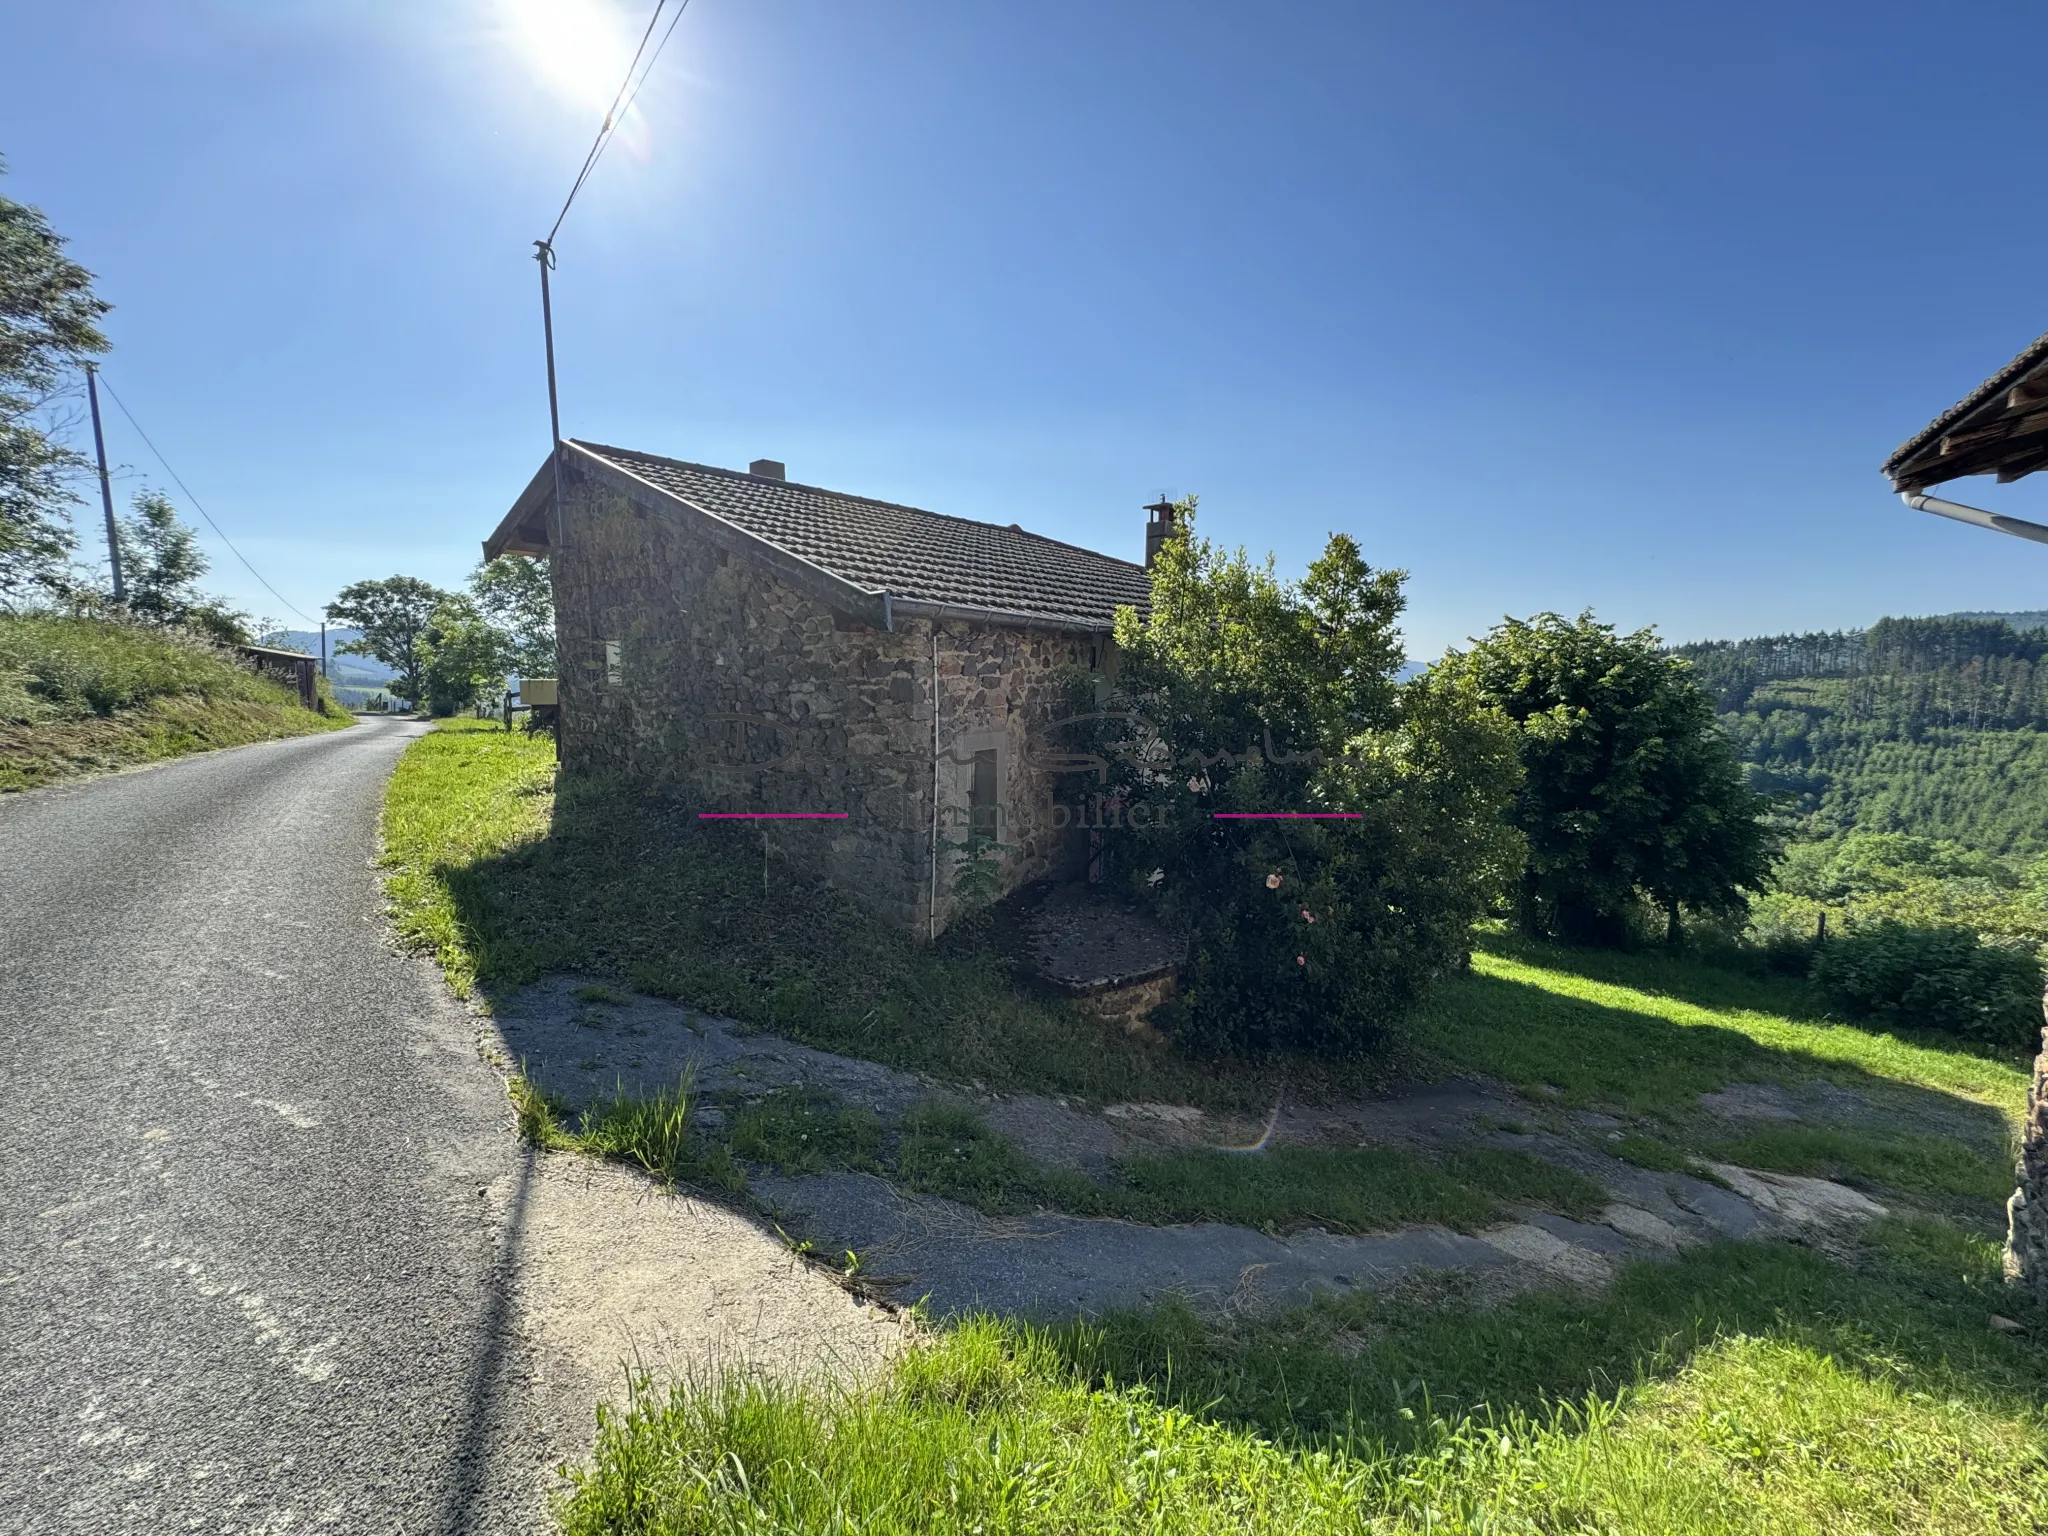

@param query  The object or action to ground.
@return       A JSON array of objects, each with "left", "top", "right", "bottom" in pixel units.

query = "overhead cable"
[
  {"left": 545, "top": 0, "right": 694, "bottom": 246},
  {"left": 93, "top": 372, "right": 319, "bottom": 626}
]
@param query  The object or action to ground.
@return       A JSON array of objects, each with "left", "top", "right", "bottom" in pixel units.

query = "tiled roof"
[
  {"left": 1884, "top": 329, "right": 2048, "bottom": 487},
  {"left": 575, "top": 441, "right": 1152, "bottom": 629}
]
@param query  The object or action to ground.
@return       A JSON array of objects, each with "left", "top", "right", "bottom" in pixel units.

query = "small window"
[
  {"left": 968, "top": 749, "right": 999, "bottom": 844},
  {"left": 604, "top": 639, "right": 623, "bottom": 685}
]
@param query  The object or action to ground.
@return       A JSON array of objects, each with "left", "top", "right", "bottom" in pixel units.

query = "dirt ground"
[
  {"left": 495, "top": 1155, "right": 909, "bottom": 1466},
  {"left": 486, "top": 976, "right": 1895, "bottom": 1331}
]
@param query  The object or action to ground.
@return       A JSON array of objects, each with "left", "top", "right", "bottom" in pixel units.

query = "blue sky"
[{"left": 4, "top": 0, "right": 2045, "bottom": 658}]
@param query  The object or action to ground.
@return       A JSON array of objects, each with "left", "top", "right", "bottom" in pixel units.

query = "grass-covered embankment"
[
  {"left": 0, "top": 613, "right": 348, "bottom": 790},
  {"left": 563, "top": 1217, "right": 2048, "bottom": 1534},
  {"left": 384, "top": 719, "right": 2048, "bottom": 1535}
]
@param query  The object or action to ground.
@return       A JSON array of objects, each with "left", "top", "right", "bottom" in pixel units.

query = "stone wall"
[
  {"left": 2007, "top": 1020, "right": 2048, "bottom": 1301},
  {"left": 927, "top": 619, "right": 1104, "bottom": 933},
  {"left": 549, "top": 456, "right": 1097, "bottom": 935}
]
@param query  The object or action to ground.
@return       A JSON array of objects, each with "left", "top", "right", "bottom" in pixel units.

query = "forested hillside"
[{"left": 1673, "top": 616, "right": 2048, "bottom": 856}]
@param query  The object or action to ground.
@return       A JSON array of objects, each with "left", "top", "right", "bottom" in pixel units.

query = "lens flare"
[{"left": 495, "top": 0, "right": 637, "bottom": 116}]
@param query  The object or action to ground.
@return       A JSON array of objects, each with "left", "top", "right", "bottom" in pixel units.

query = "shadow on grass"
[
  {"left": 435, "top": 776, "right": 1412, "bottom": 1112},
  {"left": 1048, "top": 1220, "right": 2048, "bottom": 1458},
  {"left": 1419, "top": 943, "right": 2025, "bottom": 1143},
  {"left": 1475, "top": 928, "right": 1845, "bottom": 1023},
  {"left": 1475, "top": 929, "right": 2039, "bottom": 1075}
]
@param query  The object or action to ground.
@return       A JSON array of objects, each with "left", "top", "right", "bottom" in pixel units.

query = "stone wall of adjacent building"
[
  {"left": 926, "top": 617, "right": 1107, "bottom": 934},
  {"left": 549, "top": 458, "right": 1098, "bottom": 935},
  {"left": 2008, "top": 1020, "right": 2048, "bottom": 1301}
]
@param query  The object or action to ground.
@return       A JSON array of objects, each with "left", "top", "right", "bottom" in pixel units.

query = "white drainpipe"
[{"left": 1902, "top": 491, "right": 2048, "bottom": 545}]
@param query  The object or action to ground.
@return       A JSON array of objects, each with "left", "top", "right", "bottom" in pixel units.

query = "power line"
[
  {"left": 92, "top": 372, "right": 319, "bottom": 627},
  {"left": 545, "top": 0, "right": 693, "bottom": 247},
  {"left": 573, "top": 0, "right": 693, "bottom": 220}
]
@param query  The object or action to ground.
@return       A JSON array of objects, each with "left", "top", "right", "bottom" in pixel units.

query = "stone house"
[
  {"left": 1881, "top": 327, "right": 2048, "bottom": 1301},
  {"left": 484, "top": 440, "right": 1165, "bottom": 937}
]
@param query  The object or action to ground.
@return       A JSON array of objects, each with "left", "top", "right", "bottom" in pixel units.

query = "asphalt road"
[{"left": 0, "top": 718, "right": 551, "bottom": 1533}]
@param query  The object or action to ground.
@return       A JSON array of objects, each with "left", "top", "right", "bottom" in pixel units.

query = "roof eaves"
[
  {"left": 1884, "top": 329, "right": 2048, "bottom": 484},
  {"left": 888, "top": 596, "right": 1127, "bottom": 636},
  {"left": 483, "top": 458, "right": 559, "bottom": 562}
]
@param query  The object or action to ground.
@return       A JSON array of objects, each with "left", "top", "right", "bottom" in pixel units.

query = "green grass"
[
  {"left": 560, "top": 1221, "right": 2048, "bottom": 1534},
  {"left": 1118, "top": 1145, "right": 1504, "bottom": 1233},
  {"left": 0, "top": 612, "right": 347, "bottom": 790},
  {"left": 1440, "top": 1147, "right": 1610, "bottom": 1220},
  {"left": 1609, "top": 1133, "right": 1698, "bottom": 1175},
  {"left": 728, "top": 1094, "right": 1607, "bottom": 1236},
  {"left": 729, "top": 1087, "right": 886, "bottom": 1174},
  {"left": 1406, "top": 932, "right": 2032, "bottom": 1129},
  {"left": 510, "top": 1069, "right": 743, "bottom": 1192},
  {"left": 378, "top": 721, "right": 1401, "bottom": 1109},
  {"left": 1705, "top": 1124, "right": 2014, "bottom": 1203}
]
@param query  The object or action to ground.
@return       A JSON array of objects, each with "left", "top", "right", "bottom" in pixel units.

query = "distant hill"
[
  {"left": 259, "top": 628, "right": 396, "bottom": 691},
  {"left": 1673, "top": 616, "right": 2048, "bottom": 855},
  {"left": 1942, "top": 610, "right": 2048, "bottom": 633}
]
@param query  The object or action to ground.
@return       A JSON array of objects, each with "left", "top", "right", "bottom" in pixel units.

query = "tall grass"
[
  {"left": 0, "top": 612, "right": 296, "bottom": 719},
  {"left": 0, "top": 613, "right": 346, "bottom": 790},
  {"left": 561, "top": 1224, "right": 2048, "bottom": 1535},
  {"left": 510, "top": 1067, "right": 743, "bottom": 1192}
]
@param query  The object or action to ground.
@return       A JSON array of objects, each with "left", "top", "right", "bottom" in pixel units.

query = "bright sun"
[{"left": 497, "top": 0, "right": 638, "bottom": 117}]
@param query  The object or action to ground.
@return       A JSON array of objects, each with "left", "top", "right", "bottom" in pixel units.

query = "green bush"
[
  {"left": 1088, "top": 504, "right": 1524, "bottom": 1058},
  {"left": 1433, "top": 611, "right": 1778, "bottom": 948},
  {"left": 1810, "top": 921, "right": 2043, "bottom": 1049}
]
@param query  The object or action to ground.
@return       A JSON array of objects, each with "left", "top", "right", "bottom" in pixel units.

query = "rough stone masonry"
[
  {"left": 546, "top": 452, "right": 1107, "bottom": 936},
  {"left": 2008, "top": 1009, "right": 2048, "bottom": 1300}
]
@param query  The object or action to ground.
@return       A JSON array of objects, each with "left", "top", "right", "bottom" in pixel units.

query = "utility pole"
[
  {"left": 85, "top": 364, "right": 124, "bottom": 603},
  {"left": 319, "top": 622, "right": 327, "bottom": 678},
  {"left": 534, "top": 240, "right": 566, "bottom": 550}
]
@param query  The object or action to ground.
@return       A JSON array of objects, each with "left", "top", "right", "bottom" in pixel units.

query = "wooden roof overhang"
[
  {"left": 482, "top": 459, "right": 556, "bottom": 561},
  {"left": 1885, "top": 330, "right": 2048, "bottom": 493}
]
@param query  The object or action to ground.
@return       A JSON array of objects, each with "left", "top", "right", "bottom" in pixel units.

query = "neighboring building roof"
[
  {"left": 1884, "top": 329, "right": 2048, "bottom": 492},
  {"left": 486, "top": 440, "right": 1153, "bottom": 633}
]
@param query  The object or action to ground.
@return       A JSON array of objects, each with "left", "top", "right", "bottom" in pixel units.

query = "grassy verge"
[
  {"left": 378, "top": 721, "right": 1397, "bottom": 1109},
  {"left": 1406, "top": 932, "right": 2032, "bottom": 1129},
  {"left": 0, "top": 612, "right": 347, "bottom": 791},
  {"left": 725, "top": 1089, "right": 1608, "bottom": 1235},
  {"left": 511, "top": 1069, "right": 743, "bottom": 1192},
  {"left": 562, "top": 1220, "right": 2048, "bottom": 1534}
]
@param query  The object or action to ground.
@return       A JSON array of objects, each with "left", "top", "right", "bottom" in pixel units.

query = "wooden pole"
[{"left": 85, "top": 364, "right": 125, "bottom": 603}]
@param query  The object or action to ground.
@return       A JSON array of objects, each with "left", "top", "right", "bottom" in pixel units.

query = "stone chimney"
[
  {"left": 1144, "top": 498, "right": 1180, "bottom": 568},
  {"left": 749, "top": 458, "right": 786, "bottom": 480}
]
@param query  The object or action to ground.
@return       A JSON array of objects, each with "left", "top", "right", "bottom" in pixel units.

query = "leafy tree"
[
  {"left": 325, "top": 576, "right": 449, "bottom": 708},
  {"left": 420, "top": 595, "right": 512, "bottom": 717},
  {"left": 1, "top": 159, "right": 111, "bottom": 605},
  {"left": 1437, "top": 611, "right": 1776, "bottom": 946},
  {"left": 117, "top": 488, "right": 207, "bottom": 621},
  {"left": 469, "top": 555, "right": 554, "bottom": 675},
  {"left": 111, "top": 488, "right": 253, "bottom": 643},
  {"left": 1075, "top": 500, "right": 1524, "bottom": 1057}
]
